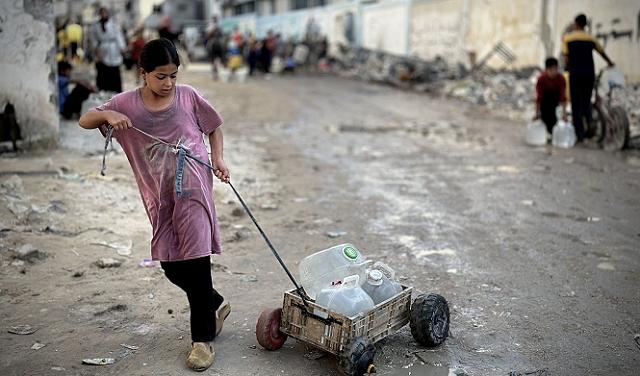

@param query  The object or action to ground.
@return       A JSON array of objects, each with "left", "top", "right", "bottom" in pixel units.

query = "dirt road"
[{"left": 1, "top": 67, "right": 639, "bottom": 375}]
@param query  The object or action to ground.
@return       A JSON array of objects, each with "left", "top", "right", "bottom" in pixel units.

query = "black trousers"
[
  {"left": 161, "top": 256, "right": 224, "bottom": 342},
  {"left": 569, "top": 73, "right": 595, "bottom": 141},
  {"left": 96, "top": 62, "right": 122, "bottom": 93},
  {"left": 540, "top": 101, "right": 559, "bottom": 135}
]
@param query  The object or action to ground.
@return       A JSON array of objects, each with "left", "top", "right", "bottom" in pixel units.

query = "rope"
[{"left": 101, "top": 125, "right": 310, "bottom": 304}]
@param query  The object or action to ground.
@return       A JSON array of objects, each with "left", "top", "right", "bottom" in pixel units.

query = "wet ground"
[{"left": 1, "top": 66, "right": 639, "bottom": 375}]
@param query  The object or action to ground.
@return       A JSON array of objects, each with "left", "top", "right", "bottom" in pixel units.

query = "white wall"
[
  {"left": 410, "top": 0, "right": 466, "bottom": 63},
  {"left": 0, "top": 0, "right": 58, "bottom": 147},
  {"left": 361, "top": 1, "right": 408, "bottom": 55}
]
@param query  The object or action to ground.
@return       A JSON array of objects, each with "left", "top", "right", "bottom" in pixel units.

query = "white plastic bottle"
[
  {"left": 362, "top": 269, "right": 403, "bottom": 305},
  {"left": 298, "top": 244, "right": 369, "bottom": 299},
  {"left": 315, "top": 275, "right": 375, "bottom": 318}
]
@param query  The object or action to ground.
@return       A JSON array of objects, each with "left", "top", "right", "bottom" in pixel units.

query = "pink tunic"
[{"left": 93, "top": 84, "right": 223, "bottom": 261}]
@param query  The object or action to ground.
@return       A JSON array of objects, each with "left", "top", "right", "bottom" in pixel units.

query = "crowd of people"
[
  {"left": 54, "top": 8, "right": 330, "bottom": 119},
  {"left": 203, "top": 16, "right": 329, "bottom": 79}
]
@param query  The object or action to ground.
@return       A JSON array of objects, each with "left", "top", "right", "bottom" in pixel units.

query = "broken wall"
[{"left": 0, "top": 0, "right": 58, "bottom": 148}]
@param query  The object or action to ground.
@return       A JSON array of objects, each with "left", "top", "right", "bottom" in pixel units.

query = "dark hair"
[
  {"left": 575, "top": 14, "right": 587, "bottom": 28},
  {"left": 139, "top": 38, "right": 180, "bottom": 72},
  {"left": 57, "top": 61, "right": 72, "bottom": 72},
  {"left": 544, "top": 57, "right": 558, "bottom": 68}
]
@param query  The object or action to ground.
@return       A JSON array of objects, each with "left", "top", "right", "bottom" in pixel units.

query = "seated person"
[
  {"left": 534, "top": 57, "right": 568, "bottom": 136},
  {"left": 58, "top": 61, "right": 96, "bottom": 119}
]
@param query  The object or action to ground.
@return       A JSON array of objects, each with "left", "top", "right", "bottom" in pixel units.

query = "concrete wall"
[
  {"left": 0, "top": 0, "right": 58, "bottom": 148},
  {"left": 361, "top": 0, "right": 408, "bottom": 55},
  {"left": 410, "top": 0, "right": 465, "bottom": 62},
  {"left": 220, "top": 0, "right": 640, "bottom": 81},
  {"left": 465, "top": 0, "right": 544, "bottom": 69}
]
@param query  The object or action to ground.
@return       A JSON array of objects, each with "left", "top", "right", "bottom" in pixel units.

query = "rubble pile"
[
  {"left": 332, "top": 46, "right": 467, "bottom": 90},
  {"left": 613, "top": 84, "right": 640, "bottom": 137},
  {"left": 330, "top": 46, "right": 639, "bottom": 143},
  {"left": 442, "top": 70, "right": 539, "bottom": 120}
]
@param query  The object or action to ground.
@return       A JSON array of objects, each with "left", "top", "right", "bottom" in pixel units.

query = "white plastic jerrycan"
[
  {"left": 298, "top": 244, "right": 369, "bottom": 300},
  {"left": 315, "top": 275, "right": 375, "bottom": 318},
  {"left": 525, "top": 119, "right": 548, "bottom": 146},
  {"left": 552, "top": 120, "right": 577, "bottom": 148}
]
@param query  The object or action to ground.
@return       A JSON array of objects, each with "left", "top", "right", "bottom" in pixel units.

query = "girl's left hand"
[{"left": 212, "top": 158, "right": 230, "bottom": 183}]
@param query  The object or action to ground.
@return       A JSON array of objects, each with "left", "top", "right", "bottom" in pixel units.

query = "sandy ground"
[{"left": 1, "top": 66, "right": 639, "bottom": 376}]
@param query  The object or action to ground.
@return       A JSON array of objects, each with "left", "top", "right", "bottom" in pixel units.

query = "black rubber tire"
[
  {"left": 338, "top": 337, "right": 376, "bottom": 376},
  {"left": 589, "top": 105, "right": 606, "bottom": 144},
  {"left": 256, "top": 308, "right": 287, "bottom": 351},
  {"left": 410, "top": 293, "right": 450, "bottom": 347},
  {"left": 603, "top": 106, "right": 630, "bottom": 151}
]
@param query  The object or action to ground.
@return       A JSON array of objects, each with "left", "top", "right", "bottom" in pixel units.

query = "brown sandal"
[
  {"left": 186, "top": 342, "right": 215, "bottom": 371},
  {"left": 215, "top": 302, "right": 231, "bottom": 337}
]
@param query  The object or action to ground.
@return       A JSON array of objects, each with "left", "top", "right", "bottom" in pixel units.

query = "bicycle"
[{"left": 585, "top": 68, "right": 630, "bottom": 150}]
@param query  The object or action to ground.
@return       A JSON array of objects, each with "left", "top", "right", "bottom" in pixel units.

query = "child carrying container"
[
  {"left": 78, "top": 38, "right": 230, "bottom": 372},
  {"left": 534, "top": 57, "right": 568, "bottom": 137}
]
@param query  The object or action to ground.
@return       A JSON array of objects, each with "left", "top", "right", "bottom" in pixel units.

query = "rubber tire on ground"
[
  {"left": 338, "top": 337, "right": 376, "bottom": 376},
  {"left": 256, "top": 308, "right": 287, "bottom": 351},
  {"left": 410, "top": 293, "right": 450, "bottom": 347},
  {"left": 603, "top": 106, "right": 630, "bottom": 151}
]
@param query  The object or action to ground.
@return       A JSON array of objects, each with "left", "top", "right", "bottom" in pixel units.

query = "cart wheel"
[
  {"left": 339, "top": 337, "right": 376, "bottom": 376},
  {"left": 256, "top": 308, "right": 287, "bottom": 351},
  {"left": 410, "top": 293, "right": 450, "bottom": 347}
]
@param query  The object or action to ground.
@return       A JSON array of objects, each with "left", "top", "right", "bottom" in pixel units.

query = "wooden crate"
[{"left": 280, "top": 285, "right": 412, "bottom": 355}]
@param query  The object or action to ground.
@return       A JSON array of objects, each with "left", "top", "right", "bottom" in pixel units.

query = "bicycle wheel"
[
  {"left": 589, "top": 105, "right": 606, "bottom": 144},
  {"left": 603, "top": 106, "right": 630, "bottom": 151}
]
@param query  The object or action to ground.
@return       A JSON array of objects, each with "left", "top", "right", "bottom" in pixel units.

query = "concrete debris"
[
  {"left": 30, "top": 342, "right": 46, "bottom": 350},
  {"left": 95, "top": 258, "right": 122, "bottom": 268},
  {"left": 333, "top": 46, "right": 466, "bottom": 89},
  {"left": 331, "top": 46, "right": 640, "bottom": 145},
  {"left": 8, "top": 325, "right": 37, "bottom": 335},
  {"left": 82, "top": 358, "right": 116, "bottom": 366},
  {"left": 12, "top": 244, "right": 47, "bottom": 263},
  {"left": 326, "top": 231, "right": 347, "bottom": 238}
]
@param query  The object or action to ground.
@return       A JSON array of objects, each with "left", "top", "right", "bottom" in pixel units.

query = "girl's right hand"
[{"left": 103, "top": 110, "right": 133, "bottom": 130}]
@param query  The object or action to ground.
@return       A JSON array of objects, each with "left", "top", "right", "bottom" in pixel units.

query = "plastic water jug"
[
  {"left": 525, "top": 120, "right": 547, "bottom": 146},
  {"left": 298, "top": 244, "right": 369, "bottom": 299},
  {"left": 315, "top": 275, "right": 375, "bottom": 318},
  {"left": 362, "top": 269, "right": 403, "bottom": 305},
  {"left": 552, "top": 120, "right": 577, "bottom": 148}
]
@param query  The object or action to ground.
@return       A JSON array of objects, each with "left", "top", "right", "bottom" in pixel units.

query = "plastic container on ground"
[
  {"left": 298, "top": 244, "right": 369, "bottom": 300},
  {"left": 315, "top": 275, "right": 375, "bottom": 318},
  {"left": 218, "top": 68, "right": 231, "bottom": 83},
  {"left": 362, "top": 269, "right": 403, "bottom": 305},
  {"left": 525, "top": 119, "right": 548, "bottom": 146},
  {"left": 552, "top": 120, "right": 577, "bottom": 148},
  {"left": 235, "top": 67, "right": 249, "bottom": 83}
]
